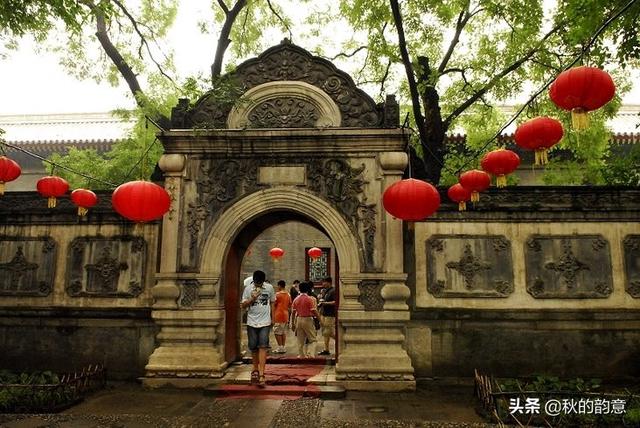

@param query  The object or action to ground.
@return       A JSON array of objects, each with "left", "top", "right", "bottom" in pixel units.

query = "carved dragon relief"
[{"left": 184, "top": 156, "right": 376, "bottom": 271}]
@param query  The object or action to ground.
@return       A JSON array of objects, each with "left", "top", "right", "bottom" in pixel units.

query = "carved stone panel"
[
  {"left": 0, "top": 236, "right": 56, "bottom": 297},
  {"left": 66, "top": 236, "right": 147, "bottom": 298},
  {"left": 623, "top": 235, "right": 640, "bottom": 298},
  {"left": 247, "top": 97, "right": 319, "bottom": 128},
  {"left": 426, "top": 235, "right": 514, "bottom": 298},
  {"left": 358, "top": 280, "right": 384, "bottom": 311},
  {"left": 525, "top": 235, "right": 613, "bottom": 298},
  {"left": 178, "top": 280, "right": 201, "bottom": 308}
]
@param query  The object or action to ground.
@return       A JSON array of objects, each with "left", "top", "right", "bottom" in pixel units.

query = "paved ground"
[{"left": 0, "top": 382, "right": 501, "bottom": 428}]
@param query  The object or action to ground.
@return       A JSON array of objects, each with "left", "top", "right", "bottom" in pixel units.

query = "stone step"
[
  {"left": 242, "top": 356, "right": 335, "bottom": 365},
  {"left": 204, "top": 384, "right": 345, "bottom": 399}
]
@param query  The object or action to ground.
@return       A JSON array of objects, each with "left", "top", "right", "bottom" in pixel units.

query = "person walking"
[
  {"left": 240, "top": 270, "right": 275, "bottom": 387},
  {"left": 291, "top": 281, "right": 319, "bottom": 358},
  {"left": 318, "top": 276, "right": 336, "bottom": 356},
  {"left": 273, "top": 280, "right": 291, "bottom": 354}
]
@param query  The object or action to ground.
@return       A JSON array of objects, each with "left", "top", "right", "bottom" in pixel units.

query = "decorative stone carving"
[
  {"left": 426, "top": 235, "right": 514, "bottom": 297},
  {"left": 357, "top": 280, "right": 384, "bottom": 311},
  {"left": 66, "top": 236, "right": 147, "bottom": 298},
  {"left": 623, "top": 235, "right": 640, "bottom": 298},
  {"left": 184, "top": 156, "right": 375, "bottom": 270},
  {"left": 0, "top": 237, "right": 56, "bottom": 297},
  {"left": 179, "top": 280, "right": 201, "bottom": 308},
  {"left": 247, "top": 97, "right": 318, "bottom": 128},
  {"left": 181, "top": 40, "right": 382, "bottom": 129},
  {"left": 525, "top": 235, "right": 613, "bottom": 298}
]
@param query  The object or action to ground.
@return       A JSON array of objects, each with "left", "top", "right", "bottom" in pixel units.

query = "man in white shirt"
[{"left": 240, "top": 270, "right": 275, "bottom": 387}]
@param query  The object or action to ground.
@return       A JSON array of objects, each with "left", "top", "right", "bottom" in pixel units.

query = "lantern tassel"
[
  {"left": 47, "top": 197, "right": 57, "bottom": 208},
  {"left": 471, "top": 191, "right": 480, "bottom": 203},
  {"left": 0, "top": 182, "right": 4, "bottom": 196},
  {"left": 496, "top": 175, "right": 507, "bottom": 188},
  {"left": 571, "top": 108, "right": 589, "bottom": 130},
  {"left": 77, "top": 207, "right": 88, "bottom": 216},
  {"left": 458, "top": 201, "right": 466, "bottom": 211},
  {"left": 534, "top": 149, "right": 549, "bottom": 166}
]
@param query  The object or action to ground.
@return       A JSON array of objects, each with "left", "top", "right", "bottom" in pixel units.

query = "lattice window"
[{"left": 305, "top": 247, "right": 331, "bottom": 286}]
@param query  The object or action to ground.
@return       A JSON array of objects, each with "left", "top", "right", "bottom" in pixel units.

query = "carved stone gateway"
[
  {"left": 144, "top": 40, "right": 412, "bottom": 391},
  {"left": 426, "top": 235, "right": 514, "bottom": 297},
  {"left": 0, "top": 236, "right": 56, "bottom": 296},
  {"left": 525, "top": 235, "right": 613, "bottom": 298}
]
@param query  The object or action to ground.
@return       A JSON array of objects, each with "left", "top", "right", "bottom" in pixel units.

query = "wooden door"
[{"left": 224, "top": 243, "right": 241, "bottom": 363}]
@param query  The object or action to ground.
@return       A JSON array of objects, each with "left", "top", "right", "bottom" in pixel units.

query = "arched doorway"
[{"left": 223, "top": 212, "right": 339, "bottom": 363}]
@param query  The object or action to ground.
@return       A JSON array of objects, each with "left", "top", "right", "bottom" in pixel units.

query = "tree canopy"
[{"left": 2, "top": 0, "right": 639, "bottom": 188}]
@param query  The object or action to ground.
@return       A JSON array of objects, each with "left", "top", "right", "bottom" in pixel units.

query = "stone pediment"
[{"left": 171, "top": 39, "right": 398, "bottom": 129}]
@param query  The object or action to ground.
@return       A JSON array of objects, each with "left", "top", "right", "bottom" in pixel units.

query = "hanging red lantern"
[
  {"left": 480, "top": 149, "right": 521, "bottom": 188},
  {"left": 514, "top": 117, "right": 564, "bottom": 166},
  {"left": 111, "top": 180, "right": 170, "bottom": 222},
  {"left": 308, "top": 247, "right": 323, "bottom": 259},
  {"left": 549, "top": 66, "right": 615, "bottom": 130},
  {"left": 269, "top": 247, "right": 284, "bottom": 262},
  {"left": 71, "top": 189, "right": 98, "bottom": 217},
  {"left": 447, "top": 183, "right": 472, "bottom": 211},
  {"left": 37, "top": 176, "right": 69, "bottom": 208},
  {"left": 0, "top": 156, "right": 21, "bottom": 195},
  {"left": 382, "top": 178, "right": 440, "bottom": 223},
  {"left": 459, "top": 170, "right": 490, "bottom": 203}
]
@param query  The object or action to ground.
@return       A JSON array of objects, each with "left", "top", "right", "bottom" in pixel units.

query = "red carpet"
[{"left": 217, "top": 364, "right": 325, "bottom": 399}]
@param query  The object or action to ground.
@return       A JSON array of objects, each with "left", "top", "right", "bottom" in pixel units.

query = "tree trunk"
[{"left": 415, "top": 56, "right": 446, "bottom": 184}]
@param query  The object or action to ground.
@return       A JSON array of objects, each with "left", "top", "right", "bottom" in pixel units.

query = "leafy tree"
[
  {"left": 335, "top": 0, "right": 639, "bottom": 183},
  {"left": 3, "top": 0, "right": 639, "bottom": 187}
]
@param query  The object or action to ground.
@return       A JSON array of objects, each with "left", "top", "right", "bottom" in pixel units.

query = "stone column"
[
  {"left": 145, "top": 155, "right": 226, "bottom": 387},
  {"left": 151, "top": 154, "right": 185, "bottom": 309},
  {"left": 378, "top": 151, "right": 410, "bottom": 310},
  {"left": 334, "top": 151, "right": 415, "bottom": 391}
]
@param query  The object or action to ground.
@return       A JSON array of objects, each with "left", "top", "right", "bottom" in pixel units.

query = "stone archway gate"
[{"left": 145, "top": 40, "right": 416, "bottom": 391}]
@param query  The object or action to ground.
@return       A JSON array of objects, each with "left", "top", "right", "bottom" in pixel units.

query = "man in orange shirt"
[{"left": 273, "top": 280, "right": 292, "bottom": 354}]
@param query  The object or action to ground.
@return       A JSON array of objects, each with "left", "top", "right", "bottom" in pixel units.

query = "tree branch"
[
  {"left": 325, "top": 45, "right": 368, "bottom": 61},
  {"left": 443, "top": 23, "right": 563, "bottom": 128},
  {"left": 91, "top": 3, "right": 144, "bottom": 107},
  {"left": 110, "top": 0, "right": 176, "bottom": 86},
  {"left": 389, "top": 0, "right": 428, "bottom": 155},
  {"left": 217, "top": 0, "right": 230, "bottom": 15},
  {"left": 378, "top": 59, "right": 392, "bottom": 99},
  {"left": 437, "top": 1, "right": 470, "bottom": 75},
  {"left": 266, "top": 0, "right": 292, "bottom": 41},
  {"left": 211, "top": 0, "right": 248, "bottom": 80}
]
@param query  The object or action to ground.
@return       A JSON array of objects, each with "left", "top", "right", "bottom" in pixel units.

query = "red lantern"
[
  {"left": 549, "top": 66, "right": 615, "bottom": 130},
  {"left": 480, "top": 149, "right": 521, "bottom": 188},
  {"left": 0, "top": 156, "right": 21, "bottom": 195},
  {"left": 269, "top": 247, "right": 284, "bottom": 262},
  {"left": 71, "top": 189, "right": 98, "bottom": 216},
  {"left": 111, "top": 180, "right": 170, "bottom": 222},
  {"left": 382, "top": 178, "right": 440, "bottom": 223},
  {"left": 308, "top": 247, "right": 323, "bottom": 259},
  {"left": 37, "top": 176, "right": 69, "bottom": 208},
  {"left": 459, "top": 170, "right": 490, "bottom": 203},
  {"left": 514, "top": 117, "right": 564, "bottom": 166},
  {"left": 447, "top": 183, "right": 472, "bottom": 211}
]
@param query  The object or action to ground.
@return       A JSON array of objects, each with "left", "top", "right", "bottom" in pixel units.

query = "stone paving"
[{"left": 0, "top": 382, "right": 503, "bottom": 428}]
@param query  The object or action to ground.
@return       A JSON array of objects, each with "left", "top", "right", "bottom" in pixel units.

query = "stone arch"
[
  {"left": 199, "top": 186, "right": 363, "bottom": 277},
  {"left": 227, "top": 81, "right": 342, "bottom": 128}
]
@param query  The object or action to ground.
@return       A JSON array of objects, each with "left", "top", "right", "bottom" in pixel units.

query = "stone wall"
[
  {"left": 240, "top": 221, "right": 336, "bottom": 286},
  {"left": 406, "top": 186, "right": 640, "bottom": 380},
  {"left": 0, "top": 192, "right": 159, "bottom": 379}
]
